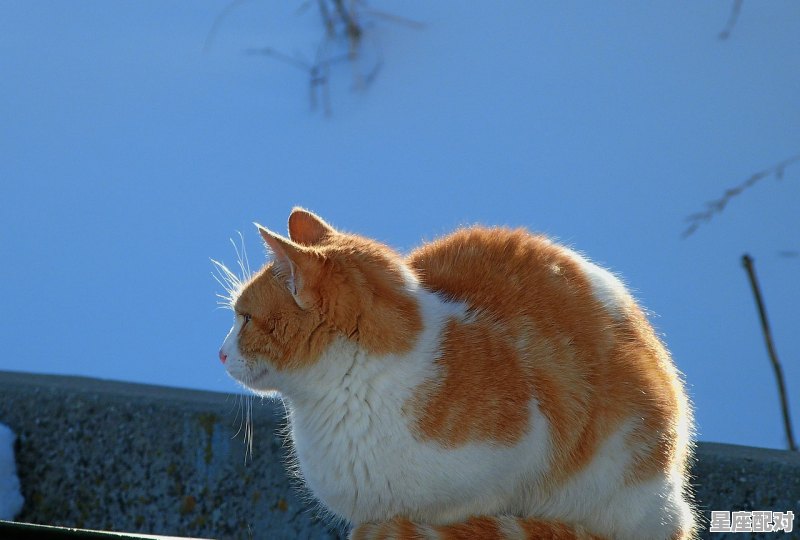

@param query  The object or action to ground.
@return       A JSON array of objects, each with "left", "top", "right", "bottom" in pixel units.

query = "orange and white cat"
[{"left": 217, "top": 208, "right": 696, "bottom": 540}]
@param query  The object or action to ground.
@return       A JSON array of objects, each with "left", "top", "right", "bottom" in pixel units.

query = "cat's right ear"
[
  {"left": 256, "top": 223, "right": 318, "bottom": 305},
  {"left": 288, "top": 207, "right": 337, "bottom": 246}
]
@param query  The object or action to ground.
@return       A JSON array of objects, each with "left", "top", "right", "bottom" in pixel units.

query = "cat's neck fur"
[{"left": 278, "top": 273, "right": 455, "bottom": 409}]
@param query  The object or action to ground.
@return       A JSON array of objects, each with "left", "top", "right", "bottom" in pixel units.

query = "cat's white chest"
[{"left": 285, "top": 347, "right": 431, "bottom": 523}]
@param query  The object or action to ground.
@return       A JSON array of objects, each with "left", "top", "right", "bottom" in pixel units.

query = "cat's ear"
[
  {"left": 288, "top": 207, "right": 337, "bottom": 246},
  {"left": 256, "top": 223, "right": 318, "bottom": 303}
]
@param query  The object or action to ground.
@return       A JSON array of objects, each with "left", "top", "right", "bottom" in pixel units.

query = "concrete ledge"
[
  {"left": 0, "top": 519, "right": 207, "bottom": 539},
  {"left": 1, "top": 371, "right": 798, "bottom": 540},
  {"left": 0, "top": 371, "right": 342, "bottom": 540}
]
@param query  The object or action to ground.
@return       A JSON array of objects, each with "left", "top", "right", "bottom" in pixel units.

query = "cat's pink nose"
[{"left": 219, "top": 350, "right": 227, "bottom": 364}]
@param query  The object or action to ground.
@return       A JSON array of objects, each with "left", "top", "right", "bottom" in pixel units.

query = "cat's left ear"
[
  {"left": 256, "top": 223, "right": 319, "bottom": 304},
  {"left": 288, "top": 207, "right": 337, "bottom": 246}
]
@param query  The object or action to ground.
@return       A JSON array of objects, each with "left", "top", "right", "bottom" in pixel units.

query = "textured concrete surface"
[
  {"left": 0, "top": 371, "right": 343, "bottom": 540},
  {"left": 0, "top": 371, "right": 798, "bottom": 540},
  {"left": 693, "top": 443, "right": 799, "bottom": 539}
]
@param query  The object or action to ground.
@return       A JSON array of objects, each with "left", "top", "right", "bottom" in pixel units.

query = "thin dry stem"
[
  {"left": 719, "top": 0, "right": 744, "bottom": 40},
  {"left": 742, "top": 254, "right": 797, "bottom": 451},
  {"left": 682, "top": 153, "right": 800, "bottom": 238}
]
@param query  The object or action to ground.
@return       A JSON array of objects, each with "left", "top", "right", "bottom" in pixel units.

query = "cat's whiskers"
[
  {"left": 228, "top": 381, "right": 256, "bottom": 464},
  {"left": 211, "top": 259, "right": 244, "bottom": 310},
  {"left": 213, "top": 241, "right": 258, "bottom": 463},
  {"left": 231, "top": 231, "right": 253, "bottom": 283},
  {"left": 237, "top": 371, "right": 255, "bottom": 464},
  {"left": 212, "top": 233, "right": 256, "bottom": 312},
  {"left": 245, "top": 391, "right": 254, "bottom": 463},
  {"left": 232, "top": 392, "right": 246, "bottom": 440}
]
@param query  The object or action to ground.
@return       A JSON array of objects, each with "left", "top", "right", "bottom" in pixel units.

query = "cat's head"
[{"left": 217, "top": 208, "right": 422, "bottom": 395}]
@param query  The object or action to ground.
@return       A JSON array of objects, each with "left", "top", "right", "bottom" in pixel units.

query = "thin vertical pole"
[{"left": 742, "top": 254, "right": 797, "bottom": 451}]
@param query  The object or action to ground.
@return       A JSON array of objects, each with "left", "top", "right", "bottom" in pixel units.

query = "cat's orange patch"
[
  {"left": 351, "top": 516, "right": 606, "bottom": 540},
  {"left": 407, "top": 316, "right": 536, "bottom": 446},
  {"left": 237, "top": 225, "right": 422, "bottom": 370},
  {"left": 310, "top": 233, "right": 423, "bottom": 356},
  {"left": 350, "top": 518, "right": 426, "bottom": 540},
  {"left": 437, "top": 517, "right": 504, "bottom": 540},
  {"left": 670, "top": 530, "right": 692, "bottom": 540},
  {"left": 518, "top": 518, "right": 603, "bottom": 540},
  {"left": 234, "top": 265, "right": 334, "bottom": 371},
  {"left": 393, "top": 519, "right": 424, "bottom": 540},
  {"left": 407, "top": 227, "right": 684, "bottom": 482}
]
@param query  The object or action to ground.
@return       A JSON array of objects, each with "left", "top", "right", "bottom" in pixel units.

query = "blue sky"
[{"left": 1, "top": 1, "right": 798, "bottom": 450}]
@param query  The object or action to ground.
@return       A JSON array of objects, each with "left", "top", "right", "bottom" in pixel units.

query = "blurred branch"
[
  {"left": 246, "top": 46, "right": 349, "bottom": 116},
  {"left": 741, "top": 254, "right": 797, "bottom": 451},
  {"left": 682, "top": 153, "right": 800, "bottom": 238},
  {"left": 332, "top": 0, "right": 362, "bottom": 57},
  {"left": 316, "top": 0, "right": 335, "bottom": 37},
  {"left": 246, "top": 47, "right": 311, "bottom": 71},
  {"left": 363, "top": 8, "right": 426, "bottom": 30},
  {"left": 203, "top": 0, "right": 255, "bottom": 55},
  {"left": 212, "top": 1, "right": 422, "bottom": 115},
  {"left": 718, "top": 0, "right": 744, "bottom": 40}
]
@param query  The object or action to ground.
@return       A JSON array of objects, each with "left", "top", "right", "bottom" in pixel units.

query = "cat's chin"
[
  {"left": 246, "top": 366, "right": 284, "bottom": 395},
  {"left": 240, "top": 370, "right": 287, "bottom": 399},
  {"left": 225, "top": 362, "right": 272, "bottom": 392},
  {"left": 253, "top": 388, "right": 282, "bottom": 399}
]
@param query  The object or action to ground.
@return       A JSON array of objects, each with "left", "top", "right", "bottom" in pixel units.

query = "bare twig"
[
  {"left": 361, "top": 58, "right": 383, "bottom": 89},
  {"left": 313, "top": 42, "right": 338, "bottom": 116},
  {"left": 203, "top": 0, "right": 255, "bottom": 55},
  {"left": 741, "top": 254, "right": 797, "bottom": 451},
  {"left": 363, "top": 8, "right": 426, "bottom": 30},
  {"left": 246, "top": 47, "right": 311, "bottom": 71},
  {"left": 332, "top": 0, "right": 362, "bottom": 56},
  {"left": 719, "top": 0, "right": 744, "bottom": 40},
  {"left": 682, "top": 153, "right": 800, "bottom": 238},
  {"left": 234, "top": 1, "right": 418, "bottom": 115},
  {"left": 246, "top": 46, "right": 348, "bottom": 115},
  {"left": 317, "top": 0, "right": 335, "bottom": 37}
]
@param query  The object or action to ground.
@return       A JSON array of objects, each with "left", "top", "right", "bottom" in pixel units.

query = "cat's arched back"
[{"left": 407, "top": 227, "right": 691, "bottom": 482}]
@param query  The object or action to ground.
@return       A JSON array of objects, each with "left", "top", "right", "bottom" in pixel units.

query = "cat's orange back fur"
[{"left": 406, "top": 228, "right": 689, "bottom": 483}]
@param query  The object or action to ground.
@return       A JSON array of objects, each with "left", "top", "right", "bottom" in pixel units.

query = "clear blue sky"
[{"left": 1, "top": 1, "right": 798, "bottom": 450}]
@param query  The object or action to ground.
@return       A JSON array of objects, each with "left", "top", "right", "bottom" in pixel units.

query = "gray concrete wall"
[{"left": 0, "top": 371, "right": 798, "bottom": 540}]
